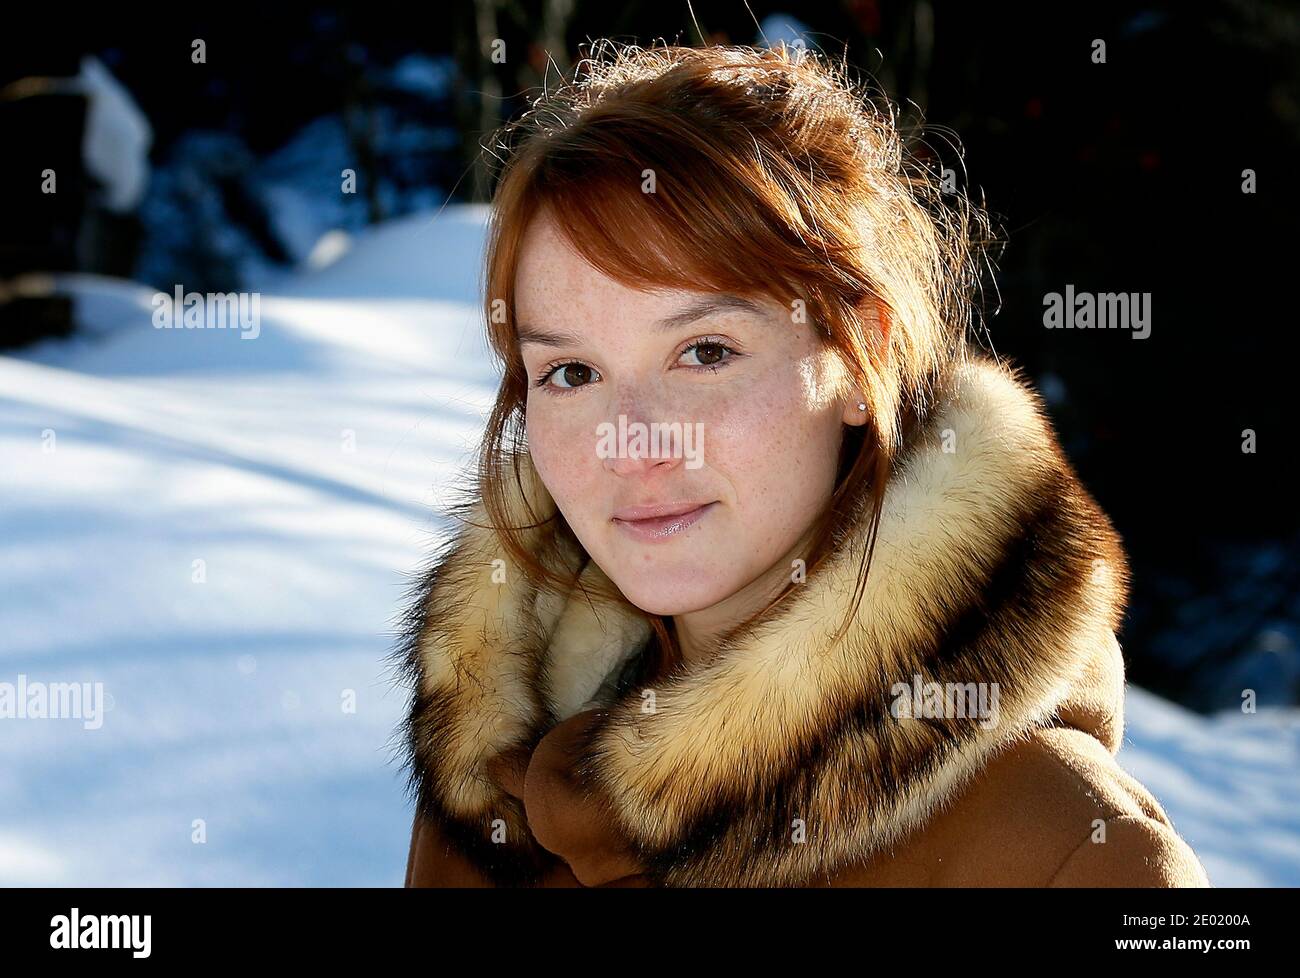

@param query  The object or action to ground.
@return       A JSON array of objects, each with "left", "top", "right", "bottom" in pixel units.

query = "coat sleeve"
[
  {"left": 402, "top": 744, "right": 556, "bottom": 887},
  {"left": 521, "top": 709, "right": 652, "bottom": 887},
  {"left": 402, "top": 714, "right": 656, "bottom": 888},
  {"left": 1047, "top": 815, "right": 1211, "bottom": 887},
  {"left": 404, "top": 812, "right": 500, "bottom": 887}
]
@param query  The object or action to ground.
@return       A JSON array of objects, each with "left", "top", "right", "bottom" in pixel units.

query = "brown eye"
[
  {"left": 551, "top": 363, "right": 597, "bottom": 388},
  {"left": 680, "top": 341, "right": 735, "bottom": 368},
  {"left": 695, "top": 343, "right": 725, "bottom": 365}
]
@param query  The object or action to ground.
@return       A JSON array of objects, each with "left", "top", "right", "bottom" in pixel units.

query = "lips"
[
  {"left": 611, "top": 501, "right": 717, "bottom": 542},
  {"left": 611, "top": 501, "right": 714, "bottom": 521}
]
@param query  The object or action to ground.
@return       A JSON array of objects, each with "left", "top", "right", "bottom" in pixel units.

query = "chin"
[{"left": 603, "top": 564, "right": 733, "bottom": 617}]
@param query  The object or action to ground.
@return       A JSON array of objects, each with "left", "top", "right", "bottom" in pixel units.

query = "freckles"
[
  {"left": 713, "top": 369, "right": 840, "bottom": 525},
  {"left": 736, "top": 381, "right": 817, "bottom": 453},
  {"left": 705, "top": 374, "right": 785, "bottom": 436},
  {"left": 532, "top": 404, "right": 604, "bottom": 489}
]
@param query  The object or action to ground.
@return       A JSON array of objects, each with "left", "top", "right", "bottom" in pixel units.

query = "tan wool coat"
[{"left": 397, "top": 352, "right": 1211, "bottom": 888}]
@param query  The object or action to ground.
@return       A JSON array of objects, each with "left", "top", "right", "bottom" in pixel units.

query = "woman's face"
[{"left": 516, "top": 211, "right": 866, "bottom": 618}]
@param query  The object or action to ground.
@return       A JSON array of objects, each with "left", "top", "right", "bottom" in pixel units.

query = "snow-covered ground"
[
  {"left": 1120, "top": 686, "right": 1300, "bottom": 886},
  {"left": 1, "top": 206, "right": 1297, "bottom": 886}
]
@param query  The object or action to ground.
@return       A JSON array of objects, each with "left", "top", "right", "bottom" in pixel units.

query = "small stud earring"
[{"left": 857, "top": 402, "right": 867, "bottom": 411}]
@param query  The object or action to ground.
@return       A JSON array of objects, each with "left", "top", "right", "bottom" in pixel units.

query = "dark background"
[{"left": 3, "top": 0, "right": 1296, "bottom": 711}]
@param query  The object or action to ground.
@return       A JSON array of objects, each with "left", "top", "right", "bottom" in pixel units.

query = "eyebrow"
[{"left": 516, "top": 293, "right": 768, "bottom": 348}]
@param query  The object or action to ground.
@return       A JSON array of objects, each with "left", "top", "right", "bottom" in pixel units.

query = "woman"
[{"left": 396, "top": 42, "right": 1209, "bottom": 887}]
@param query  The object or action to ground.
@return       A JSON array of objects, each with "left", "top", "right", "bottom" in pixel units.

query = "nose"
[
  {"left": 602, "top": 449, "right": 683, "bottom": 477},
  {"left": 597, "top": 405, "right": 690, "bottom": 478}
]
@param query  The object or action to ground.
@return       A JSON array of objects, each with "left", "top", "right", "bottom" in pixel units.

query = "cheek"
[
  {"left": 702, "top": 363, "right": 843, "bottom": 518},
  {"left": 524, "top": 395, "right": 604, "bottom": 510}
]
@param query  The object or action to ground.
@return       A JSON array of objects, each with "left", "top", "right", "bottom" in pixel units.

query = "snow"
[
  {"left": 2, "top": 205, "right": 1297, "bottom": 886},
  {"left": 1118, "top": 686, "right": 1300, "bottom": 887},
  {"left": 0, "top": 208, "right": 492, "bottom": 885}
]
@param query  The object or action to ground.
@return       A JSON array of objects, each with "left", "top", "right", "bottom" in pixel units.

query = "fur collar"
[{"left": 397, "top": 350, "right": 1130, "bottom": 886}]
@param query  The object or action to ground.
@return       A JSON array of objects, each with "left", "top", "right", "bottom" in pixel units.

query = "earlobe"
[{"left": 842, "top": 396, "right": 869, "bottom": 426}]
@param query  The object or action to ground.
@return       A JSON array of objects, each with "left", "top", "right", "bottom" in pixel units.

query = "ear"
[{"left": 841, "top": 393, "right": 870, "bottom": 426}]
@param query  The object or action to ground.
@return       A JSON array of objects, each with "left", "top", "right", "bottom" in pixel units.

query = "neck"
[{"left": 671, "top": 522, "right": 820, "bottom": 669}]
